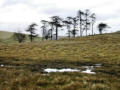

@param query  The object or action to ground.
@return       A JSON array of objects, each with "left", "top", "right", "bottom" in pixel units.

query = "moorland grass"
[
  {"left": 0, "top": 33, "right": 120, "bottom": 64},
  {"left": 0, "top": 33, "right": 120, "bottom": 89}
]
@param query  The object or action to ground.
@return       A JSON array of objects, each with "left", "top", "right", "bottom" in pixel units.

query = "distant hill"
[
  {"left": 0, "top": 31, "right": 13, "bottom": 39},
  {"left": 0, "top": 31, "right": 42, "bottom": 43},
  {"left": 115, "top": 30, "right": 120, "bottom": 34}
]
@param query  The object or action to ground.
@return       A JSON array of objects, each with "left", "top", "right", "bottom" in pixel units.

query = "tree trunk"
[
  {"left": 68, "top": 25, "right": 71, "bottom": 38},
  {"left": 79, "top": 14, "right": 82, "bottom": 37},
  {"left": 30, "top": 33, "right": 32, "bottom": 42},
  {"left": 86, "top": 29, "right": 87, "bottom": 36},
  {"left": 51, "top": 25, "right": 53, "bottom": 40},
  {"left": 74, "top": 33, "right": 75, "bottom": 38},
  {"left": 99, "top": 29, "right": 102, "bottom": 35},
  {"left": 51, "top": 29, "right": 53, "bottom": 40},
  {"left": 92, "top": 23, "right": 94, "bottom": 35},
  {"left": 56, "top": 26, "right": 58, "bottom": 40},
  {"left": 74, "top": 25, "right": 76, "bottom": 38}
]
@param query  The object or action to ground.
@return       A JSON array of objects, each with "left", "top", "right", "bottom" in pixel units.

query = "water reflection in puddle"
[
  {"left": 0, "top": 64, "right": 4, "bottom": 67},
  {"left": 82, "top": 66, "right": 96, "bottom": 74}
]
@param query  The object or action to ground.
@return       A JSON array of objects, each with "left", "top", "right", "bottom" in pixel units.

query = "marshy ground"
[{"left": 0, "top": 33, "right": 120, "bottom": 90}]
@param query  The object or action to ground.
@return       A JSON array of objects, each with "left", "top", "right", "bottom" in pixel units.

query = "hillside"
[{"left": 0, "top": 32, "right": 120, "bottom": 89}]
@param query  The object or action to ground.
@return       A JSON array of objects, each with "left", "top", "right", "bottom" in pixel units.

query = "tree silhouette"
[
  {"left": 51, "top": 16, "right": 63, "bottom": 40},
  {"left": 26, "top": 23, "right": 37, "bottom": 42},
  {"left": 98, "top": 23, "right": 108, "bottom": 34},
  {"left": 39, "top": 9, "right": 97, "bottom": 40},
  {"left": 41, "top": 20, "right": 48, "bottom": 40},
  {"left": 90, "top": 13, "right": 96, "bottom": 35},
  {"left": 13, "top": 31, "right": 26, "bottom": 43},
  {"left": 77, "top": 10, "right": 84, "bottom": 36},
  {"left": 63, "top": 17, "right": 72, "bottom": 38}
]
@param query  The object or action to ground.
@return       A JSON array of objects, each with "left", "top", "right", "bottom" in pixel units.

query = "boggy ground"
[
  {"left": 0, "top": 59, "right": 120, "bottom": 90},
  {"left": 0, "top": 57, "right": 103, "bottom": 73},
  {"left": 0, "top": 33, "right": 120, "bottom": 89}
]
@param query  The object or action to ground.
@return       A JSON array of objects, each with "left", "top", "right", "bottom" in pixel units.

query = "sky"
[{"left": 0, "top": 0, "right": 120, "bottom": 36}]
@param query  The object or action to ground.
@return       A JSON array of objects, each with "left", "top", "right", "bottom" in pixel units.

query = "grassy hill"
[
  {"left": 0, "top": 32, "right": 120, "bottom": 89},
  {"left": 0, "top": 33, "right": 119, "bottom": 63}
]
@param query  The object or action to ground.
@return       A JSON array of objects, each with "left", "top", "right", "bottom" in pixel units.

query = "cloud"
[
  {"left": 0, "top": 0, "right": 7, "bottom": 7},
  {"left": 0, "top": 3, "right": 49, "bottom": 23},
  {"left": 3, "top": 0, "right": 30, "bottom": 6},
  {"left": 0, "top": 0, "right": 120, "bottom": 33},
  {"left": 31, "top": 0, "right": 110, "bottom": 9}
]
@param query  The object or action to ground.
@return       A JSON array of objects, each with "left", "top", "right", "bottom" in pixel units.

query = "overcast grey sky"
[{"left": 0, "top": 0, "right": 120, "bottom": 35}]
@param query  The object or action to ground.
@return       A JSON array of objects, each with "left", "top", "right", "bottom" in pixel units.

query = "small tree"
[
  {"left": 71, "top": 29, "right": 78, "bottom": 37},
  {"left": 51, "top": 16, "right": 63, "bottom": 40},
  {"left": 13, "top": 31, "right": 26, "bottom": 43},
  {"left": 26, "top": 23, "right": 38, "bottom": 42},
  {"left": 98, "top": 23, "right": 108, "bottom": 34},
  {"left": 69, "top": 17, "right": 78, "bottom": 38}
]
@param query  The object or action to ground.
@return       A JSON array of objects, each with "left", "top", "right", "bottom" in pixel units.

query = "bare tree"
[
  {"left": 77, "top": 10, "right": 84, "bottom": 36},
  {"left": 51, "top": 16, "right": 63, "bottom": 40},
  {"left": 90, "top": 13, "right": 96, "bottom": 35},
  {"left": 84, "top": 9, "right": 91, "bottom": 36},
  {"left": 26, "top": 23, "right": 37, "bottom": 42}
]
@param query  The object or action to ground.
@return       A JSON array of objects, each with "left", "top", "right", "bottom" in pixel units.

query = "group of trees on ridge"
[{"left": 13, "top": 9, "right": 108, "bottom": 43}]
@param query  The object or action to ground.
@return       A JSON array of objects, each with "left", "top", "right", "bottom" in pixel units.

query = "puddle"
[
  {"left": 82, "top": 66, "right": 96, "bottom": 74},
  {"left": 44, "top": 66, "right": 97, "bottom": 74},
  {"left": 44, "top": 68, "right": 80, "bottom": 73},
  {"left": 0, "top": 64, "right": 4, "bottom": 67},
  {"left": 43, "top": 64, "right": 102, "bottom": 74}
]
